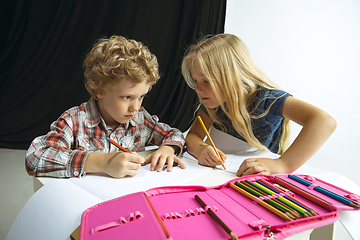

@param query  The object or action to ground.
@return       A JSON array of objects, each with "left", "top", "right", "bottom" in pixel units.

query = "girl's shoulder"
[
  {"left": 256, "top": 88, "right": 291, "bottom": 99},
  {"left": 251, "top": 89, "right": 292, "bottom": 114}
]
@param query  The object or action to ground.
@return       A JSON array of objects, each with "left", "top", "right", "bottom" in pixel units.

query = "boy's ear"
[{"left": 94, "top": 90, "right": 103, "bottom": 99}]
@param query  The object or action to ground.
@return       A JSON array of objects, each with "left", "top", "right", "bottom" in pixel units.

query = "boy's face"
[
  {"left": 96, "top": 78, "right": 150, "bottom": 128},
  {"left": 191, "top": 64, "right": 221, "bottom": 109}
]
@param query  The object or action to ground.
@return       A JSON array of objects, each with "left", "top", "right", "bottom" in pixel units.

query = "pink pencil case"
[{"left": 79, "top": 174, "right": 360, "bottom": 240}]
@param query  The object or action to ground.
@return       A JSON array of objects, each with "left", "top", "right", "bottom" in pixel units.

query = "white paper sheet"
[{"left": 69, "top": 155, "right": 211, "bottom": 201}]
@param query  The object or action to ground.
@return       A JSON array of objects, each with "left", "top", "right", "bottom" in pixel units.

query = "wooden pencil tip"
[
  {"left": 229, "top": 232, "right": 238, "bottom": 240},
  {"left": 350, "top": 202, "right": 360, "bottom": 209}
]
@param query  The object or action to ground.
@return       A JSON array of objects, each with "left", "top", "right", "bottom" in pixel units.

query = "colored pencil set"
[
  {"left": 227, "top": 174, "right": 360, "bottom": 223},
  {"left": 228, "top": 179, "right": 318, "bottom": 221}
]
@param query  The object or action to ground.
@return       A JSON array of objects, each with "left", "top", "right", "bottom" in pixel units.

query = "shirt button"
[{"left": 74, "top": 170, "right": 79, "bottom": 177}]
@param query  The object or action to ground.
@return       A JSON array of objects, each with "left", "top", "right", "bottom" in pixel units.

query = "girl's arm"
[
  {"left": 186, "top": 110, "right": 226, "bottom": 166},
  {"left": 279, "top": 96, "right": 337, "bottom": 172},
  {"left": 237, "top": 96, "right": 336, "bottom": 176}
]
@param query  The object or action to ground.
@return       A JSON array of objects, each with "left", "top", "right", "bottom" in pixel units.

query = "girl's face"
[
  {"left": 96, "top": 78, "right": 149, "bottom": 129},
  {"left": 191, "top": 64, "right": 221, "bottom": 109}
]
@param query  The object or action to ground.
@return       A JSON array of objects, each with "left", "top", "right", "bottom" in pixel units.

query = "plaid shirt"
[{"left": 26, "top": 98, "right": 185, "bottom": 178}]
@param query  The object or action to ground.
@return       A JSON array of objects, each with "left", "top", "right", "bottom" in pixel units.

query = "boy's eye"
[{"left": 122, "top": 96, "right": 131, "bottom": 100}]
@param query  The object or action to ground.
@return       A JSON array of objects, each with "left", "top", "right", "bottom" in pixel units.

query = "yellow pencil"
[
  {"left": 228, "top": 183, "right": 293, "bottom": 221},
  {"left": 197, "top": 116, "right": 226, "bottom": 170}
]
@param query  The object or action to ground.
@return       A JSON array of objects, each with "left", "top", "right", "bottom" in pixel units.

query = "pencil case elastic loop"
[
  {"left": 307, "top": 184, "right": 317, "bottom": 190},
  {"left": 162, "top": 213, "right": 171, "bottom": 221},
  {"left": 248, "top": 219, "right": 268, "bottom": 230},
  {"left": 204, "top": 206, "right": 212, "bottom": 212},
  {"left": 195, "top": 208, "right": 206, "bottom": 215},
  {"left": 344, "top": 193, "right": 360, "bottom": 202},
  {"left": 128, "top": 212, "right": 135, "bottom": 221},
  {"left": 303, "top": 175, "right": 316, "bottom": 182},
  {"left": 282, "top": 191, "right": 295, "bottom": 197}
]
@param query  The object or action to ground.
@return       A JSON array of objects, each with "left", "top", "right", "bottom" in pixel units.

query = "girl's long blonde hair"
[{"left": 182, "top": 34, "right": 290, "bottom": 154}]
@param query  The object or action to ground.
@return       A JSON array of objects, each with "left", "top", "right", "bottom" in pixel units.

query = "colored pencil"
[
  {"left": 144, "top": 194, "right": 171, "bottom": 238},
  {"left": 236, "top": 181, "right": 299, "bottom": 219},
  {"left": 194, "top": 195, "right": 238, "bottom": 240},
  {"left": 106, "top": 137, "right": 131, "bottom": 153},
  {"left": 256, "top": 180, "right": 316, "bottom": 216},
  {"left": 252, "top": 181, "right": 308, "bottom": 218},
  {"left": 228, "top": 183, "right": 293, "bottom": 221},
  {"left": 273, "top": 176, "right": 334, "bottom": 211},
  {"left": 197, "top": 116, "right": 226, "bottom": 170},
  {"left": 288, "top": 174, "right": 360, "bottom": 209},
  {"left": 258, "top": 179, "right": 318, "bottom": 216},
  {"left": 242, "top": 181, "right": 303, "bottom": 218}
]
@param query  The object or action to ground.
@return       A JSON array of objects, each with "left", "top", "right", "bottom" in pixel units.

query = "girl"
[{"left": 182, "top": 34, "right": 336, "bottom": 177}]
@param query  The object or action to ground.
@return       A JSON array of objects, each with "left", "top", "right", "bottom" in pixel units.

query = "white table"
[{"left": 7, "top": 150, "right": 358, "bottom": 240}]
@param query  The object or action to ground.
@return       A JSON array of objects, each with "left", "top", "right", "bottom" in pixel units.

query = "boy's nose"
[{"left": 129, "top": 101, "right": 141, "bottom": 112}]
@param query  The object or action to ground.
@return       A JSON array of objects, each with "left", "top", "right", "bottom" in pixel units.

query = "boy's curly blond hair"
[{"left": 84, "top": 35, "right": 160, "bottom": 99}]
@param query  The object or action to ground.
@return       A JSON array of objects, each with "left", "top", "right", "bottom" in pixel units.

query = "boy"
[{"left": 26, "top": 35, "right": 186, "bottom": 178}]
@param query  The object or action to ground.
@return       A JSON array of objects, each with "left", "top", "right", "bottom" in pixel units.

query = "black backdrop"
[{"left": 0, "top": 0, "right": 226, "bottom": 149}]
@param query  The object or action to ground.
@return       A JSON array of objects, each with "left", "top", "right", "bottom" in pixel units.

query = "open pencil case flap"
[{"left": 79, "top": 191, "right": 170, "bottom": 240}]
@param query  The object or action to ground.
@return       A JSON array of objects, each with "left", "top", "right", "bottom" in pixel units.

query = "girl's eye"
[{"left": 140, "top": 95, "right": 146, "bottom": 99}]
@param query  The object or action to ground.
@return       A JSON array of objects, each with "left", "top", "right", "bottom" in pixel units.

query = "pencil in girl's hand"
[
  {"left": 197, "top": 116, "right": 226, "bottom": 170},
  {"left": 195, "top": 195, "right": 238, "bottom": 240},
  {"left": 106, "top": 137, "right": 131, "bottom": 153}
]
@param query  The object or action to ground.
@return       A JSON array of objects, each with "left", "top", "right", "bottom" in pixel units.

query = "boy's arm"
[
  {"left": 144, "top": 111, "right": 185, "bottom": 154},
  {"left": 25, "top": 118, "right": 90, "bottom": 178}
]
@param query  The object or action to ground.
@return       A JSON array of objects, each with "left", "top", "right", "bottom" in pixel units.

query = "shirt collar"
[{"left": 84, "top": 98, "right": 103, "bottom": 128}]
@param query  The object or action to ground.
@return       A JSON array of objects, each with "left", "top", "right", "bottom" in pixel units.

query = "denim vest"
[{"left": 202, "top": 89, "right": 292, "bottom": 154}]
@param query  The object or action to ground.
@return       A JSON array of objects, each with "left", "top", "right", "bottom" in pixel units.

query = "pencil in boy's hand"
[
  {"left": 194, "top": 195, "right": 238, "bottom": 240},
  {"left": 106, "top": 137, "right": 131, "bottom": 153},
  {"left": 197, "top": 116, "right": 226, "bottom": 170}
]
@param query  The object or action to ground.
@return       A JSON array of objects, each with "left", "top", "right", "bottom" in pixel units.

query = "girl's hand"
[
  {"left": 236, "top": 157, "right": 288, "bottom": 177},
  {"left": 197, "top": 144, "right": 226, "bottom": 167},
  {"left": 103, "top": 152, "right": 145, "bottom": 178},
  {"left": 145, "top": 145, "right": 186, "bottom": 172}
]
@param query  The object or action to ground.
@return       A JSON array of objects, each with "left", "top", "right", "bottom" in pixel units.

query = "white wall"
[{"left": 225, "top": 0, "right": 360, "bottom": 187}]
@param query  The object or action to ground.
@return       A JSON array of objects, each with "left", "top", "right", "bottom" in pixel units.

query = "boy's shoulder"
[{"left": 59, "top": 98, "right": 101, "bottom": 126}]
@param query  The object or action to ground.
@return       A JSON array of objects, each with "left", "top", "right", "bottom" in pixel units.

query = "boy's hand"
[
  {"left": 145, "top": 145, "right": 186, "bottom": 172},
  {"left": 236, "top": 157, "right": 288, "bottom": 177},
  {"left": 104, "top": 152, "right": 145, "bottom": 178},
  {"left": 197, "top": 144, "right": 226, "bottom": 168}
]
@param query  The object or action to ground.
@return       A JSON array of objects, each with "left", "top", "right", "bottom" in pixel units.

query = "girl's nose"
[{"left": 195, "top": 83, "right": 203, "bottom": 93}]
